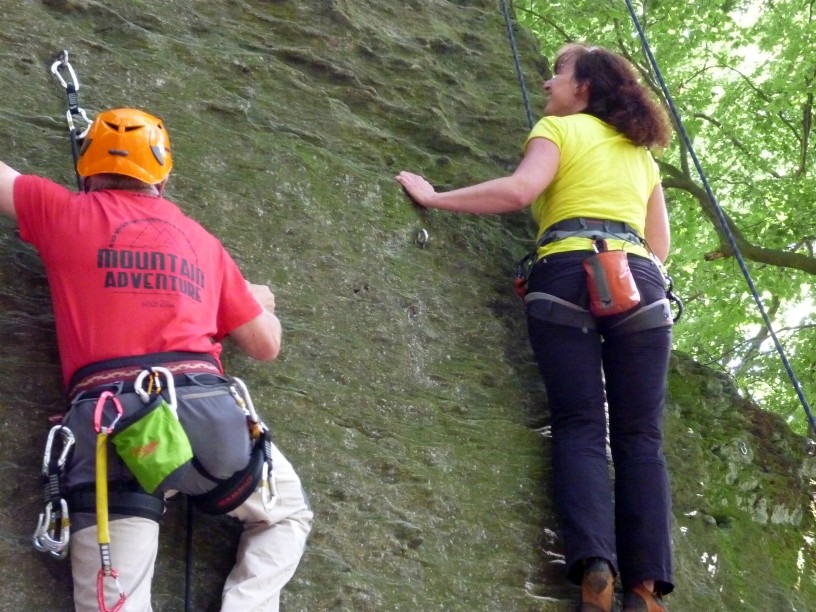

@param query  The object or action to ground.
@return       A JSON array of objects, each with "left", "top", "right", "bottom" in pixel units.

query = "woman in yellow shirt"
[{"left": 396, "top": 44, "right": 673, "bottom": 612}]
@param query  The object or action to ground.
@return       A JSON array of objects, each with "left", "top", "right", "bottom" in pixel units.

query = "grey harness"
[{"left": 523, "top": 217, "right": 673, "bottom": 335}]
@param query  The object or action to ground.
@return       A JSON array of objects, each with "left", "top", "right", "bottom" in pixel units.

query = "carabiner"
[
  {"left": 50, "top": 50, "right": 79, "bottom": 91},
  {"left": 41, "top": 425, "right": 75, "bottom": 475},
  {"left": 134, "top": 367, "right": 178, "bottom": 413},
  {"left": 93, "top": 392, "right": 123, "bottom": 435},
  {"left": 96, "top": 567, "right": 127, "bottom": 612},
  {"left": 260, "top": 460, "right": 279, "bottom": 511},
  {"left": 662, "top": 273, "right": 684, "bottom": 323},
  {"left": 33, "top": 497, "right": 71, "bottom": 559},
  {"left": 50, "top": 50, "right": 92, "bottom": 129},
  {"left": 230, "top": 377, "right": 263, "bottom": 424}
]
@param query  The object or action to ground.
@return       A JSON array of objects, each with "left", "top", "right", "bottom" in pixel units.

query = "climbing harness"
[
  {"left": 93, "top": 391, "right": 127, "bottom": 612},
  {"left": 50, "top": 50, "right": 93, "bottom": 191},
  {"left": 537, "top": 218, "right": 643, "bottom": 249},
  {"left": 191, "top": 377, "right": 278, "bottom": 514},
  {"left": 623, "top": 0, "right": 816, "bottom": 434},
  {"left": 33, "top": 425, "right": 75, "bottom": 558},
  {"left": 514, "top": 217, "right": 683, "bottom": 324},
  {"left": 524, "top": 291, "right": 596, "bottom": 333}
]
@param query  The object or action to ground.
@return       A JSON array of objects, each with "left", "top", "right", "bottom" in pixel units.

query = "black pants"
[{"left": 526, "top": 252, "right": 674, "bottom": 594}]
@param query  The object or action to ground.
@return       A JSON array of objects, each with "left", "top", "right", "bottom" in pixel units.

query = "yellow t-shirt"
[{"left": 524, "top": 113, "right": 660, "bottom": 258}]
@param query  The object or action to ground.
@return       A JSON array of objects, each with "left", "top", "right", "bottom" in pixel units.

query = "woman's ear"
[{"left": 575, "top": 81, "right": 591, "bottom": 107}]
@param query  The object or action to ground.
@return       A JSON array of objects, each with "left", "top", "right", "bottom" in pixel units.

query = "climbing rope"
[
  {"left": 623, "top": 0, "right": 816, "bottom": 434},
  {"left": 499, "top": 0, "right": 535, "bottom": 129}
]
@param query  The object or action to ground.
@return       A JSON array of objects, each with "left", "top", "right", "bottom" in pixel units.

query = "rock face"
[{"left": 0, "top": 1, "right": 813, "bottom": 610}]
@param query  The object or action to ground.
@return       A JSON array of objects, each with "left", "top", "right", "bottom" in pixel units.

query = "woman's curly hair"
[{"left": 555, "top": 43, "right": 672, "bottom": 149}]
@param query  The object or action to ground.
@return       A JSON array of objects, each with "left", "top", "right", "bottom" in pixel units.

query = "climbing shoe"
[
  {"left": 622, "top": 583, "right": 667, "bottom": 612},
  {"left": 580, "top": 557, "right": 615, "bottom": 612}
]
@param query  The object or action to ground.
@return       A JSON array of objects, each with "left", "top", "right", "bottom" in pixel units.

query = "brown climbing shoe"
[
  {"left": 622, "top": 583, "right": 667, "bottom": 612},
  {"left": 580, "top": 557, "right": 614, "bottom": 612}
]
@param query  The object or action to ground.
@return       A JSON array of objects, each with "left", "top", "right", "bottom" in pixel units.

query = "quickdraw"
[
  {"left": 94, "top": 392, "right": 126, "bottom": 612},
  {"left": 50, "top": 50, "right": 93, "bottom": 190},
  {"left": 230, "top": 377, "right": 278, "bottom": 510},
  {"left": 33, "top": 425, "right": 75, "bottom": 558}
]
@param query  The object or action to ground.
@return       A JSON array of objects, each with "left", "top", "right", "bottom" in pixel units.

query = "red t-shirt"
[{"left": 14, "top": 175, "right": 263, "bottom": 387}]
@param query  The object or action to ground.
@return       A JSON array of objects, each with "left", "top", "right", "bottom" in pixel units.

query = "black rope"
[
  {"left": 623, "top": 0, "right": 816, "bottom": 435},
  {"left": 499, "top": 0, "right": 535, "bottom": 129},
  {"left": 185, "top": 496, "right": 194, "bottom": 612}
]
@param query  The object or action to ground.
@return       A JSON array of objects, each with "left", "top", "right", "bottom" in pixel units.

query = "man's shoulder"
[{"left": 14, "top": 173, "right": 73, "bottom": 207}]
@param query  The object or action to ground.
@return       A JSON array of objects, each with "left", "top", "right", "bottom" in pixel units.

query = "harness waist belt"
[
  {"left": 69, "top": 351, "right": 221, "bottom": 399},
  {"left": 67, "top": 489, "right": 165, "bottom": 523},
  {"left": 538, "top": 217, "right": 643, "bottom": 248}
]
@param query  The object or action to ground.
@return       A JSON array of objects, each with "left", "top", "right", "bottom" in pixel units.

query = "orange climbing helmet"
[{"left": 76, "top": 108, "right": 173, "bottom": 184}]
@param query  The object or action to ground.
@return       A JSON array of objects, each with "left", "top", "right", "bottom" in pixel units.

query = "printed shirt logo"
[{"left": 98, "top": 218, "right": 205, "bottom": 303}]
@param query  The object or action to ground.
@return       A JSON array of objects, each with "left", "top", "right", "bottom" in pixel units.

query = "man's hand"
[
  {"left": 247, "top": 281, "right": 276, "bottom": 314},
  {"left": 231, "top": 281, "right": 282, "bottom": 361},
  {"left": 0, "top": 161, "right": 21, "bottom": 219}
]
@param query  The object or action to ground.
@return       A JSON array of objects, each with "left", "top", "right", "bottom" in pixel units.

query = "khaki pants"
[{"left": 70, "top": 442, "right": 313, "bottom": 611}]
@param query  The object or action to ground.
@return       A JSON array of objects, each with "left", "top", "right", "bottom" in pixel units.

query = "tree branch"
[{"left": 658, "top": 164, "right": 816, "bottom": 274}]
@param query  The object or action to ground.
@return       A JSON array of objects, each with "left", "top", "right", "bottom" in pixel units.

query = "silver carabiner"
[
  {"left": 33, "top": 497, "right": 71, "bottom": 559},
  {"left": 32, "top": 503, "right": 53, "bottom": 550},
  {"left": 41, "top": 426, "right": 75, "bottom": 476},
  {"left": 50, "top": 50, "right": 78, "bottom": 91},
  {"left": 260, "top": 461, "right": 279, "bottom": 511},
  {"left": 134, "top": 367, "right": 177, "bottom": 409},
  {"left": 230, "top": 376, "right": 262, "bottom": 427},
  {"left": 50, "top": 50, "right": 92, "bottom": 131}
]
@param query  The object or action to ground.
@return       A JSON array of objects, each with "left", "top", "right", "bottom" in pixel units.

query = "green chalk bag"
[{"left": 111, "top": 396, "right": 193, "bottom": 494}]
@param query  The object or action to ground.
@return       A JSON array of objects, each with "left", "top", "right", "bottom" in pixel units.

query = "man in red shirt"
[{"left": 0, "top": 108, "right": 312, "bottom": 611}]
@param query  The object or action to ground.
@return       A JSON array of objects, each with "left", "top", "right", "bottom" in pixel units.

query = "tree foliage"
[{"left": 514, "top": 0, "right": 816, "bottom": 434}]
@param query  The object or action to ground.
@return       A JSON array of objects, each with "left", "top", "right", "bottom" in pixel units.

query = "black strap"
[
  {"left": 190, "top": 438, "right": 266, "bottom": 515},
  {"left": 538, "top": 217, "right": 643, "bottom": 248},
  {"left": 67, "top": 489, "right": 165, "bottom": 523}
]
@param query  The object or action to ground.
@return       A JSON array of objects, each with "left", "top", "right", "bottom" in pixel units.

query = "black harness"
[{"left": 518, "top": 217, "right": 682, "bottom": 330}]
